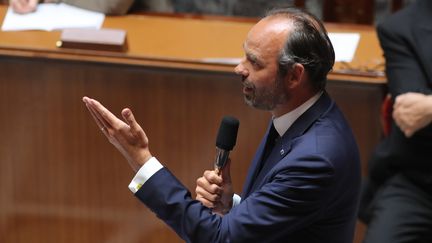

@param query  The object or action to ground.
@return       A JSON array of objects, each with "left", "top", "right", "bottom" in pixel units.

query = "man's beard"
[{"left": 243, "top": 75, "right": 288, "bottom": 111}]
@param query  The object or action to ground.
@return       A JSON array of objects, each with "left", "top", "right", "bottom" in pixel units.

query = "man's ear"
[{"left": 285, "top": 63, "right": 305, "bottom": 89}]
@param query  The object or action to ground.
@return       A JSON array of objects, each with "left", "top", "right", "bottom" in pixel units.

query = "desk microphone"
[{"left": 214, "top": 116, "right": 239, "bottom": 172}]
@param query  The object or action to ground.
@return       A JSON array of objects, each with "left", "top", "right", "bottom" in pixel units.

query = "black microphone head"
[{"left": 216, "top": 116, "right": 239, "bottom": 151}]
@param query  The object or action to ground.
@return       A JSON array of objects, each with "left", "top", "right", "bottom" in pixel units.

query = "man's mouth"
[{"left": 243, "top": 86, "right": 253, "bottom": 94}]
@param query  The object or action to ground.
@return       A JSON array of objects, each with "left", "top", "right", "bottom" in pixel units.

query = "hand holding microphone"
[{"left": 196, "top": 116, "right": 239, "bottom": 215}]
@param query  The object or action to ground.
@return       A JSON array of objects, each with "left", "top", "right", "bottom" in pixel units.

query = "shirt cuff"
[
  {"left": 232, "top": 193, "right": 241, "bottom": 208},
  {"left": 128, "top": 157, "right": 163, "bottom": 193}
]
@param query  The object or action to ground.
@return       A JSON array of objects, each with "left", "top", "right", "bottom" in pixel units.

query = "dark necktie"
[
  {"left": 243, "top": 123, "right": 281, "bottom": 198},
  {"left": 257, "top": 123, "right": 280, "bottom": 175}
]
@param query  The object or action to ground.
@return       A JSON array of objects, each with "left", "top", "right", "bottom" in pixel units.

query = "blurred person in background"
[{"left": 359, "top": 0, "right": 432, "bottom": 242}]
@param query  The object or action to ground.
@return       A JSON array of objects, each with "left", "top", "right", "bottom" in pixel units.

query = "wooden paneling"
[{"left": 327, "top": 80, "right": 386, "bottom": 176}]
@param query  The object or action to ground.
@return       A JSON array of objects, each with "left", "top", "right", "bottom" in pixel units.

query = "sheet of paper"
[
  {"left": 328, "top": 33, "right": 360, "bottom": 62},
  {"left": 202, "top": 57, "right": 242, "bottom": 65},
  {"left": 1, "top": 3, "right": 105, "bottom": 31}
]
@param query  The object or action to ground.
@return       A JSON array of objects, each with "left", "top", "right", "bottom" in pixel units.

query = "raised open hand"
[{"left": 83, "top": 96, "right": 152, "bottom": 171}]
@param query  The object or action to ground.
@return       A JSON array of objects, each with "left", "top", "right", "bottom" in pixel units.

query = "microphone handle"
[{"left": 214, "top": 147, "right": 230, "bottom": 172}]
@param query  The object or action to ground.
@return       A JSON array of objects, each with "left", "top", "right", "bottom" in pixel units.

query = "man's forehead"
[
  {"left": 242, "top": 17, "right": 293, "bottom": 55},
  {"left": 247, "top": 17, "right": 292, "bottom": 43},
  {"left": 255, "top": 16, "right": 294, "bottom": 34},
  {"left": 256, "top": 16, "right": 292, "bottom": 32}
]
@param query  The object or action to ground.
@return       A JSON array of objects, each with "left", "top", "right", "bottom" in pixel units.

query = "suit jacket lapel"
[
  {"left": 241, "top": 122, "right": 272, "bottom": 198},
  {"left": 242, "top": 93, "right": 333, "bottom": 199}
]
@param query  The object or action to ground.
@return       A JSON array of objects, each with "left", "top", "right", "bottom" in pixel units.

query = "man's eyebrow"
[
  {"left": 246, "top": 52, "right": 260, "bottom": 64},
  {"left": 244, "top": 50, "right": 262, "bottom": 66},
  {"left": 242, "top": 42, "right": 264, "bottom": 66}
]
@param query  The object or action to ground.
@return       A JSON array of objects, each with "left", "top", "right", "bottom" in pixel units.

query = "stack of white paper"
[
  {"left": 1, "top": 3, "right": 105, "bottom": 31},
  {"left": 328, "top": 33, "right": 361, "bottom": 62}
]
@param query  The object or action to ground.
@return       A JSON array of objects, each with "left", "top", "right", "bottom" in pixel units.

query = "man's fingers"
[
  {"left": 392, "top": 109, "right": 400, "bottom": 122},
  {"left": 83, "top": 97, "right": 112, "bottom": 130},
  {"left": 196, "top": 195, "right": 215, "bottom": 208},
  {"left": 122, "top": 108, "right": 135, "bottom": 126},
  {"left": 11, "top": 1, "right": 25, "bottom": 13},
  {"left": 122, "top": 108, "right": 141, "bottom": 132},
  {"left": 83, "top": 97, "right": 109, "bottom": 134},
  {"left": 393, "top": 96, "right": 401, "bottom": 109},
  {"left": 28, "top": 0, "right": 37, "bottom": 9},
  {"left": 85, "top": 97, "right": 121, "bottom": 129},
  {"left": 85, "top": 103, "right": 103, "bottom": 128},
  {"left": 11, "top": 0, "right": 37, "bottom": 14},
  {"left": 85, "top": 103, "right": 111, "bottom": 137},
  {"left": 121, "top": 108, "right": 149, "bottom": 142},
  {"left": 85, "top": 103, "right": 104, "bottom": 128},
  {"left": 196, "top": 175, "right": 222, "bottom": 194},
  {"left": 203, "top": 170, "right": 223, "bottom": 185},
  {"left": 195, "top": 186, "right": 220, "bottom": 202}
]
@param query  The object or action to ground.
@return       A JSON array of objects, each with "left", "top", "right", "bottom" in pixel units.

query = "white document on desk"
[
  {"left": 328, "top": 33, "right": 360, "bottom": 62},
  {"left": 1, "top": 3, "right": 105, "bottom": 31},
  {"left": 202, "top": 57, "right": 242, "bottom": 65}
]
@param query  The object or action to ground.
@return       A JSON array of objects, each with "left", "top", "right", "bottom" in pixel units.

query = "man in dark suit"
[
  {"left": 83, "top": 8, "right": 360, "bottom": 243},
  {"left": 359, "top": 0, "right": 432, "bottom": 242}
]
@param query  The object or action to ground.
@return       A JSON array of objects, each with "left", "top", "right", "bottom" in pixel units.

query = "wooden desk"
[{"left": 0, "top": 6, "right": 384, "bottom": 243}]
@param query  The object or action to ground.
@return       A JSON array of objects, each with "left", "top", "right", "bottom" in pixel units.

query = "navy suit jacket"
[{"left": 136, "top": 92, "right": 361, "bottom": 243}]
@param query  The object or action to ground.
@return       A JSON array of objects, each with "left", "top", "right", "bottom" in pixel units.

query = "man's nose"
[{"left": 234, "top": 62, "right": 248, "bottom": 77}]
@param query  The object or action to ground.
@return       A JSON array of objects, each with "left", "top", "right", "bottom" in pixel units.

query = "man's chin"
[
  {"left": 244, "top": 97, "right": 273, "bottom": 111},
  {"left": 243, "top": 96, "right": 254, "bottom": 107}
]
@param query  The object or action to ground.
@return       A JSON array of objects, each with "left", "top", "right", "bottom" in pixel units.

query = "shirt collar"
[{"left": 273, "top": 91, "right": 323, "bottom": 137}]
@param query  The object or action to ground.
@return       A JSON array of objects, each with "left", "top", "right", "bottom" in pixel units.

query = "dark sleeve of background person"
[
  {"left": 359, "top": 2, "right": 432, "bottom": 223},
  {"left": 58, "top": 0, "right": 135, "bottom": 15},
  {"left": 368, "top": 1, "right": 432, "bottom": 184},
  {"left": 232, "top": 0, "right": 295, "bottom": 17},
  {"left": 377, "top": 13, "right": 432, "bottom": 98},
  {"left": 171, "top": 0, "right": 199, "bottom": 13}
]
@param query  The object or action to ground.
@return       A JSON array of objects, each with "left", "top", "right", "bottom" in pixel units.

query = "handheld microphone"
[{"left": 214, "top": 116, "right": 239, "bottom": 172}]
